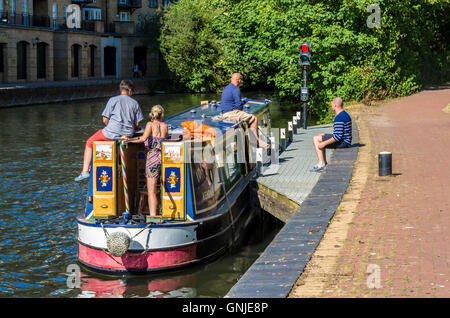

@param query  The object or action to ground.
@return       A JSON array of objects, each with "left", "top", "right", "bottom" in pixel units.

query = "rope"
[
  {"left": 119, "top": 141, "right": 130, "bottom": 214},
  {"left": 131, "top": 223, "right": 154, "bottom": 240},
  {"left": 100, "top": 221, "right": 109, "bottom": 238}
]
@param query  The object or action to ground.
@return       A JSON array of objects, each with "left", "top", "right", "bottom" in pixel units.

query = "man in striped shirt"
[{"left": 311, "top": 97, "right": 352, "bottom": 172}]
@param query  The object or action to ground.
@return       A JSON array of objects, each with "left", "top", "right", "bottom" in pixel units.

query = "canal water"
[{"left": 0, "top": 91, "right": 310, "bottom": 298}]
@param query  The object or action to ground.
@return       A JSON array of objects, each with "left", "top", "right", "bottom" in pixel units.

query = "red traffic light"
[{"left": 301, "top": 44, "right": 309, "bottom": 53}]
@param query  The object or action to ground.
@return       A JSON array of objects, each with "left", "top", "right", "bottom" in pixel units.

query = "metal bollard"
[{"left": 378, "top": 151, "right": 392, "bottom": 176}]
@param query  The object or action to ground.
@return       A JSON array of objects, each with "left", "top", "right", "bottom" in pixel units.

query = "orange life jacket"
[{"left": 181, "top": 121, "right": 217, "bottom": 141}]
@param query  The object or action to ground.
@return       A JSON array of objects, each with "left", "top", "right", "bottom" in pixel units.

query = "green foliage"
[
  {"left": 157, "top": 0, "right": 449, "bottom": 122},
  {"left": 158, "top": 1, "right": 226, "bottom": 92}
]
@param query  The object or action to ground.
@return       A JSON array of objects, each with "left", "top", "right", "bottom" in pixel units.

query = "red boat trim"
[
  {"left": 78, "top": 242, "right": 226, "bottom": 273},
  {"left": 77, "top": 239, "right": 198, "bottom": 253}
]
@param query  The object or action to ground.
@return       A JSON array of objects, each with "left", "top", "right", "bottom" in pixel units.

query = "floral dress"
[{"left": 144, "top": 136, "right": 163, "bottom": 179}]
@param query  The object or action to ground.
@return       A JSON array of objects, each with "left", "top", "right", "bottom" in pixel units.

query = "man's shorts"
[
  {"left": 86, "top": 129, "right": 114, "bottom": 149},
  {"left": 322, "top": 133, "right": 351, "bottom": 149},
  {"left": 221, "top": 110, "right": 256, "bottom": 126}
]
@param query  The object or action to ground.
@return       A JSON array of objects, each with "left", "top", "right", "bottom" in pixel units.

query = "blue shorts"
[{"left": 322, "top": 134, "right": 351, "bottom": 149}]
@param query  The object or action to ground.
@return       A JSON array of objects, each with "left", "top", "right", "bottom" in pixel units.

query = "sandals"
[{"left": 74, "top": 172, "right": 90, "bottom": 181}]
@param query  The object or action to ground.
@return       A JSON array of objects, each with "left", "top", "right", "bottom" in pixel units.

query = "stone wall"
[{"left": 0, "top": 80, "right": 152, "bottom": 108}]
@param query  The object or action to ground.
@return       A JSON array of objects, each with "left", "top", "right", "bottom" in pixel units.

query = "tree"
[
  {"left": 158, "top": 0, "right": 449, "bottom": 122},
  {"left": 159, "top": 0, "right": 226, "bottom": 92}
]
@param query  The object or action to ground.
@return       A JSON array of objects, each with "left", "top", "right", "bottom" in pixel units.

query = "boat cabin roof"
[{"left": 164, "top": 98, "right": 271, "bottom": 140}]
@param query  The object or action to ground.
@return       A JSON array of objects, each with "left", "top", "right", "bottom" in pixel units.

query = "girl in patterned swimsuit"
[{"left": 130, "top": 105, "right": 168, "bottom": 216}]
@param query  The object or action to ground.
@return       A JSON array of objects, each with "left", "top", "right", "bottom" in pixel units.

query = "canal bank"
[
  {"left": 0, "top": 78, "right": 160, "bottom": 108},
  {"left": 226, "top": 121, "right": 359, "bottom": 298}
]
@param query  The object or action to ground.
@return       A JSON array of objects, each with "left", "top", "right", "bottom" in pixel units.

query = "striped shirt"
[{"left": 332, "top": 110, "right": 352, "bottom": 145}]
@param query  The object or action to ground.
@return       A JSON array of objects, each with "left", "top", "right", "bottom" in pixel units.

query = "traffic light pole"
[
  {"left": 302, "top": 65, "right": 308, "bottom": 130},
  {"left": 299, "top": 42, "right": 311, "bottom": 130}
]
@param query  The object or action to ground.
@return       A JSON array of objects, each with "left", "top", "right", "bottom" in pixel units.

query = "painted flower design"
[
  {"left": 98, "top": 170, "right": 111, "bottom": 187},
  {"left": 167, "top": 171, "right": 179, "bottom": 189}
]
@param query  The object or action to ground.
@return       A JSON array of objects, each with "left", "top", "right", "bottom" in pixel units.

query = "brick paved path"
[{"left": 322, "top": 88, "right": 450, "bottom": 297}]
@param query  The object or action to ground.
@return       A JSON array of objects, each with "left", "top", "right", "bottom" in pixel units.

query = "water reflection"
[
  {"left": 66, "top": 213, "right": 280, "bottom": 298},
  {"left": 77, "top": 273, "right": 198, "bottom": 298}
]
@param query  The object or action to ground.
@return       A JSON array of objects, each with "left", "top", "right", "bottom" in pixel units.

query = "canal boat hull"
[{"left": 78, "top": 181, "right": 258, "bottom": 273}]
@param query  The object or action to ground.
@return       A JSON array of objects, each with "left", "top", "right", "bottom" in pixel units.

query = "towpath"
[
  {"left": 226, "top": 121, "right": 358, "bottom": 297},
  {"left": 289, "top": 86, "right": 450, "bottom": 297}
]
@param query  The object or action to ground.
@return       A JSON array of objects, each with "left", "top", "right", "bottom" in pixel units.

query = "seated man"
[
  {"left": 221, "top": 73, "right": 269, "bottom": 149},
  {"left": 311, "top": 97, "right": 352, "bottom": 172},
  {"left": 75, "top": 80, "right": 144, "bottom": 181}
]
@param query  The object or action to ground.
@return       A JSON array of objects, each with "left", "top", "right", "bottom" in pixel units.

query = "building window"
[
  {"left": 23, "top": 0, "right": 28, "bottom": 15},
  {"left": 137, "top": 14, "right": 142, "bottom": 29},
  {"left": 22, "top": 0, "right": 29, "bottom": 26},
  {"left": 148, "top": 0, "right": 157, "bottom": 8},
  {"left": 119, "top": 11, "right": 130, "bottom": 22},
  {"left": 0, "top": 43, "right": 4, "bottom": 73},
  {"left": 71, "top": 44, "right": 81, "bottom": 78},
  {"left": 37, "top": 42, "right": 47, "bottom": 79},
  {"left": 89, "top": 45, "right": 96, "bottom": 77},
  {"left": 10, "top": 0, "right": 15, "bottom": 15},
  {"left": 83, "top": 8, "right": 102, "bottom": 21},
  {"left": 104, "top": 46, "right": 116, "bottom": 76},
  {"left": 17, "top": 41, "right": 28, "bottom": 80}
]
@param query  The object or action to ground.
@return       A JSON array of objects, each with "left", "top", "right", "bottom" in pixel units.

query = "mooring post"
[
  {"left": 288, "top": 122, "right": 293, "bottom": 143},
  {"left": 269, "top": 136, "right": 280, "bottom": 159},
  {"left": 280, "top": 128, "right": 286, "bottom": 152},
  {"left": 292, "top": 116, "right": 298, "bottom": 134},
  {"left": 256, "top": 147, "right": 263, "bottom": 176},
  {"left": 296, "top": 112, "right": 301, "bottom": 130}
]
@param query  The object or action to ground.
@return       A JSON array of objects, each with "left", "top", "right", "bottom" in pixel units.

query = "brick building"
[{"left": 0, "top": 0, "right": 172, "bottom": 84}]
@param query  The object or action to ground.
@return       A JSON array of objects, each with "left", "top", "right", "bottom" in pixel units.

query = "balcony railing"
[
  {"left": 0, "top": 12, "right": 50, "bottom": 28},
  {"left": 118, "top": 0, "right": 142, "bottom": 9},
  {"left": 0, "top": 11, "right": 146, "bottom": 35},
  {"left": 54, "top": 18, "right": 103, "bottom": 32},
  {"left": 0, "top": 11, "right": 106, "bottom": 33}
]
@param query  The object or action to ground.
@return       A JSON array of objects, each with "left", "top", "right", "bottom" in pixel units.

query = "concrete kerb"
[{"left": 225, "top": 122, "right": 359, "bottom": 298}]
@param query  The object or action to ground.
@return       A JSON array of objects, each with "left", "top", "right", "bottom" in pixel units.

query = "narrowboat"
[{"left": 77, "top": 98, "right": 272, "bottom": 273}]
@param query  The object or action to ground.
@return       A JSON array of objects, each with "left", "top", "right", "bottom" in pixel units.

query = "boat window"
[
  {"left": 187, "top": 141, "right": 225, "bottom": 216},
  {"left": 222, "top": 129, "right": 243, "bottom": 192}
]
